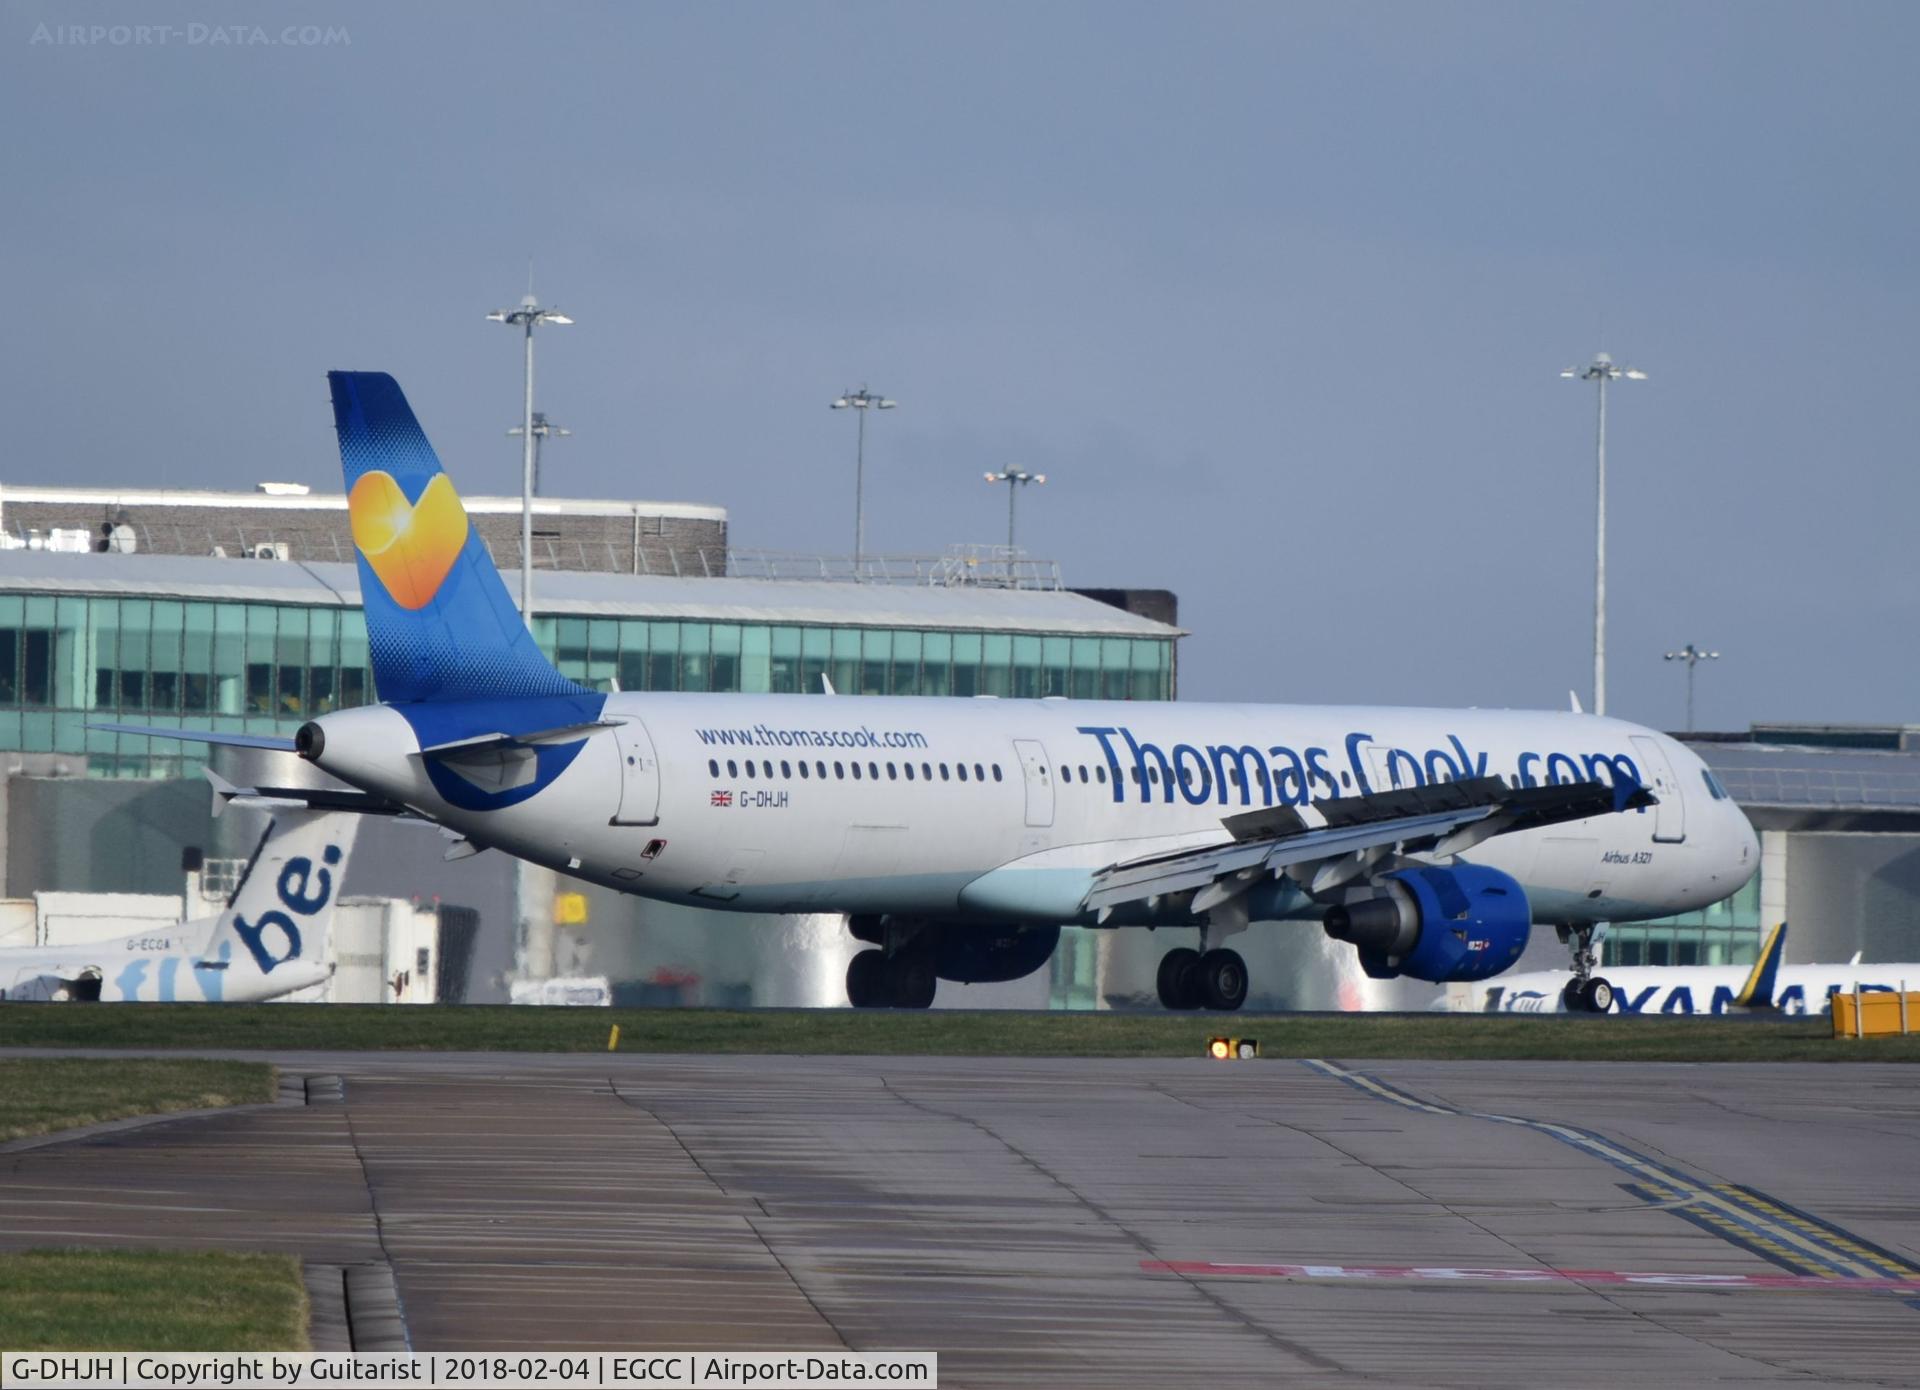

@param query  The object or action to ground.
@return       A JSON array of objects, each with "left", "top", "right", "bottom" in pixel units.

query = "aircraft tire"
[
  {"left": 1561, "top": 980, "right": 1587, "bottom": 1013},
  {"left": 846, "top": 949, "right": 889, "bottom": 1008},
  {"left": 892, "top": 955, "right": 938, "bottom": 1010},
  {"left": 1156, "top": 947, "right": 1202, "bottom": 1010},
  {"left": 1198, "top": 949, "right": 1248, "bottom": 1012},
  {"left": 1581, "top": 977, "right": 1615, "bottom": 1013}
]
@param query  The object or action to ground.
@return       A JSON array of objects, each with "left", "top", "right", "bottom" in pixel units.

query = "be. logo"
[{"left": 233, "top": 843, "right": 342, "bottom": 973}]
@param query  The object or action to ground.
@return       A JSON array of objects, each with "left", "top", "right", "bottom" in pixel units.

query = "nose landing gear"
[{"left": 1557, "top": 922, "right": 1615, "bottom": 1013}]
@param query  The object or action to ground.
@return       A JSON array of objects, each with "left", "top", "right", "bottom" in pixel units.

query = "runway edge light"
[{"left": 1207, "top": 1037, "right": 1259, "bottom": 1060}]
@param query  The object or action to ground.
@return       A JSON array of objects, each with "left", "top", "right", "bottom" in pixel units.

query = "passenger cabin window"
[
  {"left": 727, "top": 760, "right": 739, "bottom": 778},
  {"left": 887, "top": 762, "right": 898, "bottom": 780},
  {"left": 957, "top": 764, "right": 969, "bottom": 782},
  {"left": 992, "top": 764, "right": 1003, "bottom": 782},
  {"left": 940, "top": 764, "right": 950, "bottom": 781},
  {"left": 745, "top": 761, "right": 756, "bottom": 779},
  {"left": 834, "top": 761, "right": 845, "bottom": 779},
  {"left": 922, "top": 762, "right": 933, "bottom": 780},
  {"left": 709, "top": 759, "right": 720, "bottom": 777},
  {"left": 974, "top": 763, "right": 985, "bottom": 781},
  {"left": 781, "top": 760, "right": 792, "bottom": 778},
  {"left": 1096, "top": 766, "right": 1107, "bottom": 784},
  {"left": 851, "top": 762, "right": 862, "bottom": 779},
  {"left": 799, "top": 761, "right": 810, "bottom": 779},
  {"left": 816, "top": 760, "right": 827, "bottom": 778}
]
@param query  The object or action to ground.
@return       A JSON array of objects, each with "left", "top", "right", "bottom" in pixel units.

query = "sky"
[{"left": 2, "top": 1, "right": 1914, "bottom": 731}]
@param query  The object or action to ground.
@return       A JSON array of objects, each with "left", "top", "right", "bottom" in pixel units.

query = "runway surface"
[{"left": 3, "top": 1050, "right": 1919, "bottom": 1387}]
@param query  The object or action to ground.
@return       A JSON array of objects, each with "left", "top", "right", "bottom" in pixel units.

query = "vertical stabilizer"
[
  {"left": 328, "top": 371, "right": 584, "bottom": 704},
  {"left": 1735, "top": 921, "right": 1789, "bottom": 1008},
  {"left": 201, "top": 811, "right": 359, "bottom": 980}
]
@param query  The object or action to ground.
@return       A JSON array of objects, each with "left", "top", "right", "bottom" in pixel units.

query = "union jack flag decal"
[{"left": 710, "top": 790, "right": 733, "bottom": 807}]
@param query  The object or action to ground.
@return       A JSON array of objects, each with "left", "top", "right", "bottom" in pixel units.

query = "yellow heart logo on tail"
[{"left": 348, "top": 471, "right": 471, "bottom": 610}]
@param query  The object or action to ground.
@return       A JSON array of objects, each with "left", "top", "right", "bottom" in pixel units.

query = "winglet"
[
  {"left": 1735, "top": 921, "right": 1789, "bottom": 1008},
  {"left": 1569, "top": 690, "right": 1585, "bottom": 714}
]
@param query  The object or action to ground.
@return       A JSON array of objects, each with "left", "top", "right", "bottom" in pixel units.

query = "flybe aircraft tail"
[
  {"left": 328, "top": 370, "right": 583, "bottom": 705},
  {"left": 202, "top": 810, "right": 360, "bottom": 981}
]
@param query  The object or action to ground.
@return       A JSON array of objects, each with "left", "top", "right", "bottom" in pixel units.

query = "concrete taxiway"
[{"left": 2, "top": 1051, "right": 1918, "bottom": 1387}]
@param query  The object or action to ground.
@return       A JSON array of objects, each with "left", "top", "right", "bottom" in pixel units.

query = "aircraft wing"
[{"left": 1082, "top": 775, "right": 1654, "bottom": 916}]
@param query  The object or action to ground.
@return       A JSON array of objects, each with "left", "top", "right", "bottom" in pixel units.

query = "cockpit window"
[{"left": 1700, "top": 769, "right": 1729, "bottom": 801}]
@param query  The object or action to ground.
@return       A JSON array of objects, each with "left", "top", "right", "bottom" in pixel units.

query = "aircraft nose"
[{"left": 1733, "top": 804, "right": 1760, "bottom": 880}]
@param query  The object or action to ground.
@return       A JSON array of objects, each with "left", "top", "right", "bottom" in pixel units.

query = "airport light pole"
[
  {"left": 1560, "top": 352, "right": 1646, "bottom": 718},
  {"left": 488, "top": 294, "right": 574, "bottom": 615},
  {"left": 508, "top": 411, "right": 572, "bottom": 498},
  {"left": 830, "top": 386, "right": 895, "bottom": 573},
  {"left": 1664, "top": 643, "right": 1720, "bottom": 733},
  {"left": 983, "top": 467, "right": 1046, "bottom": 552}
]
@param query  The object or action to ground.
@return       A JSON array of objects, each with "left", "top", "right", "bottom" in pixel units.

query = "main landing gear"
[
  {"left": 846, "top": 948, "right": 936, "bottom": 1008},
  {"left": 1557, "top": 922, "right": 1614, "bottom": 1014},
  {"left": 1155, "top": 945, "right": 1249, "bottom": 1012}
]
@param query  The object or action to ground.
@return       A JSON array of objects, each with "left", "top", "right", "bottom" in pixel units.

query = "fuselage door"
[
  {"left": 1013, "top": 739, "right": 1055, "bottom": 828},
  {"left": 611, "top": 717, "right": 662, "bottom": 826},
  {"left": 1629, "top": 735, "right": 1686, "bottom": 844}
]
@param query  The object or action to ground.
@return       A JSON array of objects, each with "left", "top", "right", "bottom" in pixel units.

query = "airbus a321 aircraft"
[
  {"left": 0, "top": 806, "right": 355, "bottom": 1003},
  {"left": 107, "top": 372, "right": 1759, "bottom": 1012}
]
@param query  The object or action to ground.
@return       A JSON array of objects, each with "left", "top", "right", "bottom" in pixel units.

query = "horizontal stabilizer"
[
  {"left": 91, "top": 722, "right": 297, "bottom": 752},
  {"left": 205, "top": 768, "right": 409, "bottom": 818}
]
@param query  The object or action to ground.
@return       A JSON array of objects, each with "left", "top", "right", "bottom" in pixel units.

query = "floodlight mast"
[
  {"left": 983, "top": 467, "right": 1047, "bottom": 553},
  {"left": 1663, "top": 642, "right": 1720, "bottom": 733},
  {"left": 830, "top": 386, "right": 896, "bottom": 573},
  {"left": 1560, "top": 351, "right": 1646, "bottom": 718},
  {"left": 488, "top": 293, "right": 574, "bottom": 616}
]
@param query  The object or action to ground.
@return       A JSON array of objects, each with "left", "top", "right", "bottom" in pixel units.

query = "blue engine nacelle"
[
  {"left": 934, "top": 924, "right": 1061, "bottom": 984},
  {"left": 1322, "top": 865, "right": 1531, "bottom": 983}
]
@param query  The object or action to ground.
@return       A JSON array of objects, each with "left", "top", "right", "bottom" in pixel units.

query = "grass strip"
[
  {"left": 0, "top": 1057, "right": 275, "bottom": 1143},
  {"left": 0, "top": 1004, "right": 1916, "bottom": 1061},
  {"left": 0, "top": 1249, "right": 307, "bottom": 1351}
]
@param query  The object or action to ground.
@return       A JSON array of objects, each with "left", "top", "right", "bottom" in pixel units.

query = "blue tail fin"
[{"left": 328, "top": 371, "right": 584, "bottom": 704}]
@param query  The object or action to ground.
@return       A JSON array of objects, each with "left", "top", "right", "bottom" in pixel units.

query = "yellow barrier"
[{"left": 1832, "top": 991, "right": 1918, "bottom": 1039}]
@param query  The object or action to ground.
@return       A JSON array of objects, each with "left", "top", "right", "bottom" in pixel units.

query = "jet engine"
[
  {"left": 1322, "top": 865, "right": 1530, "bottom": 983},
  {"left": 934, "top": 923, "right": 1061, "bottom": 984}
]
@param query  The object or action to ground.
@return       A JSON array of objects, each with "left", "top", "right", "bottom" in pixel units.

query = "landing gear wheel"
[
  {"left": 846, "top": 949, "right": 888, "bottom": 1008},
  {"left": 1156, "top": 947, "right": 1203, "bottom": 1010},
  {"left": 891, "top": 955, "right": 937, "bottom": 1010},
  {"left": 1198, "top": 948, "right": 1249, "bottom": 1012},
  {"left": 1561, "top": 980, "right": 1586, "bottom": 1013},
  {"left": 1580, "top": 977, "right": 1614, "bottom": 1013}
]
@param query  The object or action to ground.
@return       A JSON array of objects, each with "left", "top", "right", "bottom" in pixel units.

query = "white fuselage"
[
  {"left": 0, "top": 924, "right": 329, "bottom": 1003},
  {"left": 310, "top": 695, "right": 1758, "bottom": 928},
  {"left": 1471, "top": 963, "right": 1919, "bottom": 1016}
]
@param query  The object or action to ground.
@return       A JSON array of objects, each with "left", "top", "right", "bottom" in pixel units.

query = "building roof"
[
  {"left": 0, "top": 483, "right": 725, "bottom": 523},
  {"left": 0, "top": 550, "right": 1183, "bottom": 638},
  {"left": 1686, "top": 737, "right": 1920, "bottom": 831}
]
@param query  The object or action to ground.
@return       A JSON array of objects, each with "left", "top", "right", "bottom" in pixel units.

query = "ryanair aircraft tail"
[{"left": 328, "top": 371, "right": 584, "bottom": 705}]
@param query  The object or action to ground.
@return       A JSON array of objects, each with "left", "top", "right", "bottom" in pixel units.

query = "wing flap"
[{"left": 1083, "top": 775, "right": 1655, "bottom": 914}]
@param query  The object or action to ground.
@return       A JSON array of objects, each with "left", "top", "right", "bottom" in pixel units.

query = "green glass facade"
[
  {"left": 0, "top": 594, "right": 1176, "bottom": 778},
  {"left": 1602, "top": 875, "right": 1764, "bottom": 968}
]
